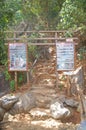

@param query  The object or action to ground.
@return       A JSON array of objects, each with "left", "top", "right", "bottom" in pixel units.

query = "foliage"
[
  {"left": 18, "top": 72, "right": 27, "bottom": 85},
  {"left": 58, "top": 0, "right": 86, "bottom": 30},
  {"left": 10, "top": 80, "right": 15, "bottom": 91},
  {"left": 0, "top": 1, "right": 14, "bottom": 65},
  {"left": 35, "top": 0, "right": 65, "bottom": 29},
  {"left": 4, "top": 66, "right": 15, "bottom": 91},
  {"left": 28, "top": 45, "right": 39, "bottom": 61},
  {"left": 5, "top": 0, "right": 65, "bottom": 30},
  {"left": 77, "top": 46, "right": 86, "bottom": 61},
  {"left": 4, "top": 68, "right": 11, "bottom": 81},
  {"left": 3, "top": 0, "right": 86, "bottom": 31}
]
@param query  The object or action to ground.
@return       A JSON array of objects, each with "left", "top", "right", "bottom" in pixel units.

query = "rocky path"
[{"left": 29, "top": 47, "right": 62, "bottom": 105}]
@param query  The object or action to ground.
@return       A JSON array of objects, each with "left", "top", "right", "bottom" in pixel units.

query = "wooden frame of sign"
[
  {"left": 56, "top": 41, "right": 76, "bottom": 96},
  {"left": 56, "top": 42, "right": 75, "bottom": 71},
  {"left": 8, "top": 43, "right": 28, "bottom": 71}
]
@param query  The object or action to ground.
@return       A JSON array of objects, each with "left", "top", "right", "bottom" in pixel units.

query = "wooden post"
[
  {"left": 77, "top": 85, "right": 86, "bottom": 121},
  {"left": 27, "top": 71, "right": 29, "bottom": 84},
  {"left": 66, "top": 75, "right": 71, "bottom": 96},
  {"left": 25, "top": 32, "right": 29, "bottom": 85},
  {"left": 15, "top": 71, "right": 18, "bottom": 90},
  {"left": 55, "top": 32, "right": 59, "bottom": 89},
  {"left": 14, "top": 32, "right": 18, "bottom": 90}
]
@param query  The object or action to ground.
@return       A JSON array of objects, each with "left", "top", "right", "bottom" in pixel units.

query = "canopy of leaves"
[
  {"left": 58, "top": 0, "right": 86, "bottom": 30},
  {"left": 6, "top": 0, "right": 65, "bottom": 30}
]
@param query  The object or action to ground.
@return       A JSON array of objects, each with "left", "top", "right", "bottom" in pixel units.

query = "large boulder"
[
  {"left": 50, "top": 101, "right": 70, "bottom": 119},
  {"left": 0, "top": 107, "right": 6, "bottom": 121},
  {"left": 0, "top": 95, "right": 18, "bottom": 111},
  {"left": 63, "top": 66, "right": 84, "bottom": 96},
  {"left": 64, "top": 98, "right": 79, "bottom": 108},
  {"left": 0, "top": 94, "right": 18, "bottom": 122},
  {"left": 0, "top": 92, "right": 36, "bottom": 121},
  {"left": 9, "top": 92, "right": 36, "bottom": 115}
]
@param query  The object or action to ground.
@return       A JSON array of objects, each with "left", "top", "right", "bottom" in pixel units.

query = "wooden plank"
[
  {"left": 5, "top": 42, "right": 78, "bottom": 46},
  {"left": 5, "top": 31, "right": 78, "bottom": 46},
  {"left": 4, "top": 30, "right": 67, "bottom": 33},
  {"left": 5, "top": 37, "right": 78, "bottom": 41},
  {"left": 5, "top": 37, "right": 64, "bottom": 40}
]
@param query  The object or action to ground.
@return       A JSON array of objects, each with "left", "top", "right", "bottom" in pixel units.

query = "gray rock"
[
  {"left": 57, "top": 95, "right": 66, "bottom": 103},
  {"left": 29, "top": 108, "right": 50, "bottom": 120},
  {"left": 0, "top": 94, "right": 18, "bottom": 111},
  {"left": 0, "top": 107, "right": 6, "bottom": 121},
  {"left": 65, "top": 98, "right": 79, "bottom": 108},
  {"left": 9, "top": 92, "right": 36, "bottom": 115},
  {"left": 50, "top": 101, "right": 70, "bottom": 119}
]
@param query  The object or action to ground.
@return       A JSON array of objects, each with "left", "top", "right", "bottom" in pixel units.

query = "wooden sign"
[
  {"left": 8, "top": 43, "right": 28, "bottom": 71},
  {"left": 56, "top": 42, "right": 75, "bottom": 71}
]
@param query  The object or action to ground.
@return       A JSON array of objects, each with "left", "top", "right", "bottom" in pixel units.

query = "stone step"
[
  {"left": 30, "top": 87, "right": 56, "bottom": 95},
  {"left": 34, "top": 73, "right": 56, "bottom": 80},
  {"left": 31, "top": 84, "right": 56, "bottom": 90}
]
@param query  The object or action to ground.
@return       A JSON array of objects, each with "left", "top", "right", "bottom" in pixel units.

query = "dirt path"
[{"left": 1, "top": 114, "right": 79, "bottom": 130}]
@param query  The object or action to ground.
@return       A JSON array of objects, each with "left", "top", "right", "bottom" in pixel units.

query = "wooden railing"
[{"left": 5, "top": 31, "right": 78, "bottom": 45}]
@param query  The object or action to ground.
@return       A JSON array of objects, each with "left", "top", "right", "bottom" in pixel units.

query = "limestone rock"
[
  {"left": 0, "top": 107, "right": 6, "bottom": 121},
  {"left": 65, "top": 98, "right": 79, "bottom": 108},
  {"left": 50, "top": 101, "right": 70, "bottom": 119},
  {"left": 9, "top": 92, "right": 36, "bottom": 115},
  {"left": 29, "top": 108, "right": 50, "bottom": 120},
  {"left": 0, "top": 94, "right": 18, "bottom": 111}
]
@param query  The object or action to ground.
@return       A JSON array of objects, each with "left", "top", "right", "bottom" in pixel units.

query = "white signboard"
[
  {"left": 56, "top": 42, "right": 75, "bottom": 71},
  {"left": 8, "top": 43, "right": 28, "bottom": 71}
]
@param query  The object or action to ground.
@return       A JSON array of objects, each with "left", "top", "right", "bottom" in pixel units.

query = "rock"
[
  {"left": 63, "top": 66, "right": 84, "bottom": 96},
  {"left": 0, "top": 107, "right": 6, "bottom": 121},
  {"left": 64, "top": 66, "right": 84, "bottom": 88},
  {"left": 29, "top": 108, "right": 50, "bottom": 120},
  {"left": 0, "top": 94, "right": 18, "bottom": 111},
  {"left": 57, "top": 95, "right": 66, "bottom": 103},
  {"left": 50, "top": 101, "right": 70, "bottom": 119},
  {"left": 35, "top": 94, "right": 52, "bottom": 108},
  {"left": 65, "top": 98, "right": 79, "bottom": 108},
  {"left": 9, "top": 92, "right": 36, "bottom": 115}
]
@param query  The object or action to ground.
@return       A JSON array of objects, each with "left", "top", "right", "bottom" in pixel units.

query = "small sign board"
[
  {"left": 8, "top": 43, "right": 28, "bottom": 71},
  {"left": 56, "top": 42, "right": 75, "bottom": 71}
]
